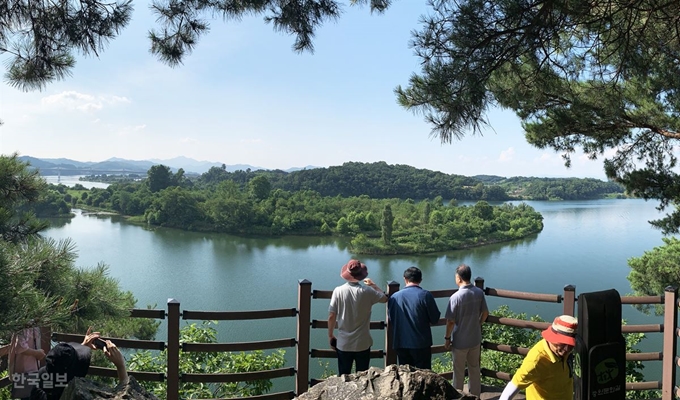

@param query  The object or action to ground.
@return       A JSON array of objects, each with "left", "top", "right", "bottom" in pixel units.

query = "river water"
[
  {"left": 43, "top": 197, "right": 670, "bottom": 381},
  {"left": 43, "top": 175, "right": 110, "bottom": 189}
]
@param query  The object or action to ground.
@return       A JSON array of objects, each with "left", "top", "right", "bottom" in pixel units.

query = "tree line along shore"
[{"left": 31, "top": 161, "right": 626, "bottom": 255}]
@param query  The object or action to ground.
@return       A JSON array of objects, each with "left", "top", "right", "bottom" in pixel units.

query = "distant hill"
[
  {"left": 21, "top": 155, "right": 625, "bottom": 201},
  {"left": 472, "top": 175, "right": 507, "bottom": 184},
  {"left": 40, "top": 158, "right": 94, "bottom": 168},
  {"left": 18, "top": 156, "right": 316, "bottom": 175},
  {"left": 257, "top": 161, "right": 509, "bottom": 200}
]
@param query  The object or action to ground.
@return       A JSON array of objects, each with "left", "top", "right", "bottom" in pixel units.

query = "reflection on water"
[{"left": 47, "top": 217, "right": 73, "bottom": 229}]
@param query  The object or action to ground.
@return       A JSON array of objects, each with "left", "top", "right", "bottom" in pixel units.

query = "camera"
[{"left": 93, "top": 338, "right": 107, "bottom": 350}]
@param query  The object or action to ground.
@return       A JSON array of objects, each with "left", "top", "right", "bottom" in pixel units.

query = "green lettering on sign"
[{"left": 594, "top": 358, "right": 619, "bottom": 384}]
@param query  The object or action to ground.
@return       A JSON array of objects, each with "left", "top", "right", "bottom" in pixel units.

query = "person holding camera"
[
  {"left": 81, "top": 328, "right": 128, "bottom": 385},
  {"left": 17, "top": 328, "right": 128, "bottom": 400}
]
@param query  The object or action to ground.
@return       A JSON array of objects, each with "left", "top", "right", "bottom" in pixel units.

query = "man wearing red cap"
[
  {"left": 328, "top": 259, "right": 388, "bottom": 375},
  {"left": 499, "top": 315, "right": 578, "bottom": 400}
]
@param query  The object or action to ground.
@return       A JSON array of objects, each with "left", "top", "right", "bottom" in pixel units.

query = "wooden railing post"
[
  {"left": 385, "top": 281, "right": 400, "bottom": 367},
  {"left": 662, "top": 286, "right": 678, "bottom": 400},
  {"left": 296, "top": 279, "right": 312, "bottom": 396},
  {"left": 563, "top": 285, "right": 576, "bottom": 316},
  {"left": 474, "top": 277, "right": 485, "bottom": 290},
  {"left": 167, "top": 298, "right": 180, "bottom": 400}
]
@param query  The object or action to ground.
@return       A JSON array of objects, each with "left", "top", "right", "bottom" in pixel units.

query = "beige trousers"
[{"left": 451, "top": 344, "right": 482, "bottom": 396}]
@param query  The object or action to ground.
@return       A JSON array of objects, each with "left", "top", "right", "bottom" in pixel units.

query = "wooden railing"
[{"left": 0, "top": 280, "right": 677, "bottom": 400}]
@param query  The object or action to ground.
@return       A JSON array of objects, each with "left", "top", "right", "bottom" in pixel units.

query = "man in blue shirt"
[{"left": 388, "top": 267, "right": 441, "bottom": 369}]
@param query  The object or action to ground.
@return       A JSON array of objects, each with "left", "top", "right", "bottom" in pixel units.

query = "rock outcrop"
[
  {"left": 60, "top": 376, "right": 158, "bottom": 400},
  {"left": 296, "top": 364, "right": 478, "bottom": 400}
]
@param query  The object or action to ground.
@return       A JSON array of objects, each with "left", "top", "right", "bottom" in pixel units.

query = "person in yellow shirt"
[{"left": 499, "top": 315, "right": 578, "bottom": 400}]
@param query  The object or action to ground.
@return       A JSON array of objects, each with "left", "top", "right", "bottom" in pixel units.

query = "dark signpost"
[{"left": 574, "top": 289, "right": 626, "bottom": 400}]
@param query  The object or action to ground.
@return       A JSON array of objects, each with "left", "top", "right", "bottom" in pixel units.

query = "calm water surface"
[
  {"left": 44, "top": 175, "right": 110, "bottom": 189},
  {"left": 44, "top": 199, "right": 669, "bottom": 380}
]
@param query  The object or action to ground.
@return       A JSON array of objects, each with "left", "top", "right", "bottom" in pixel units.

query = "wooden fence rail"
[{"left": 0, "top": 280, "right": 677, "bottom": 400}]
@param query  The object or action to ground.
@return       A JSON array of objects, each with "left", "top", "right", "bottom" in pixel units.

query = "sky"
[{"left": 0, "top": 2, "right": 617, "bottom": 178}]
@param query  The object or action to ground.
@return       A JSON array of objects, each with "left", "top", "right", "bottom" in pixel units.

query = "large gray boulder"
[
  {"left": 60, "top": 376, "right": 158, "bottom": 400},
  {"left": 297, "top": 364, "right": 478, "bottom": 400}
]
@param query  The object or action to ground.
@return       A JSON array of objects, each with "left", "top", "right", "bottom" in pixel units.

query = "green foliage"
[
  {"left": 0, "top": 370, "right": 9, "bottom": 400},
  {"left": 352, "top": 201, "right": 544, "bottom": 255},
  {"left": 627, "top": 237, "right": 680, "bottom": 314},
  {"left": 192, "top": 162, "right": 622, "bottom": 202},
  {"left": 1, "top": 0, "right": 132, "bottom": 91},
  {"left": 0, "top": 237, "right": 159, "bottom": 341},
  {"left": 421, "top": 200, "right": 431, "bottom": 224},
  {"left": 128, "top": 321, "right": 285, "bottom": 399},
  {"left": 498, "top": 177, "right": 625, "bottom": 201},
  {"left": 5, "top": 0, "right": 394, "bottom": 91},
  {"left": 0, "top": 154, "right": 49, "bottom": 243},
  {"left": 336, "top": 217, "right": 350, "bottom": 235},
  {"left": 80, "top": 174, "right": 139, "bottom": 184},
  {"left": 147, "top": 165, "right": 176, "bottom": 193},
  {"left": 381, "top": 204, "right": 394, "bottom": 245},
  {"left": 265, "top": 162, "right": 508, "bottom": 201},
  {"left": 248, "top": 176, "right": 272, "bottom": 201},
  {"left": 317, "top": 360, "right": 336, "bottom": 380},
  {"left": 59, "top": 173, "right": 545, "bottom": 254},
  {"left": 145, "top": 187, "right": 204, "bottom": 229},
  {"left": 28, "top": 188, "right": 72, "bottom": 217},
  {"left": 0, "top": 154, "right": 157, "bottom": 343},
  {"left": 392, "top": 0, "right": 680, "bottom": 231},
  {"left": 473, "top": 201, "right": 494, "bottom": 220}
]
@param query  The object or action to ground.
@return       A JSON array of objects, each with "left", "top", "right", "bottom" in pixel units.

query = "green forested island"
[{"left": 34, "top": 161, "right": 625, "bottom": 255}]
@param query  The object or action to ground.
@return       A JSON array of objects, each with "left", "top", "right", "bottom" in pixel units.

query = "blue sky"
[{"left": 1, "top": 1, "right": 616, "bottom": 178}]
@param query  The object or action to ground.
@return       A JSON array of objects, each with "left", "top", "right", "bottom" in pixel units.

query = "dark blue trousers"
[
  {"left": 396, "top": 347, "right": 433, "bottom": 370},
  {"left": 336, "top": 348, "right": 371, "bottom": 376}
]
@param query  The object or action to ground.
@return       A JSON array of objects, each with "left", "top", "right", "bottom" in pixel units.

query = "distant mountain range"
[{"left": 18, "top": 156, "right": 318, "bottom": 175}]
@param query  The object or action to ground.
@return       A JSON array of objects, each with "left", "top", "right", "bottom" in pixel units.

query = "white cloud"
[
  {"left": 40, "top": 91, "right": 130, "bottom": 113},
  {"left": 180, "top": 137, "right": 198, "bottom": 144},
  {"left": 108, "top": 96, "right": 131, "bottom": 105},
  {"left": 498, "top": 147, "right": 515, "bottom": 162},
  {"left": 78, "top": 102, "right": 103, "bottom": 112}
]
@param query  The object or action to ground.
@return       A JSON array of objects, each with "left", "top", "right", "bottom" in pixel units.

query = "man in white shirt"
[{"left": 328, "top": 259, "right": 388, "bottom": 375}]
